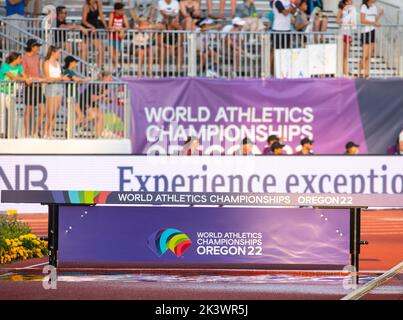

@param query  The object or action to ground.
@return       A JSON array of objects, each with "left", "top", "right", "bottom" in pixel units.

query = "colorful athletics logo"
[{"left": 147, "top": 228, "right": 192, "bottom": 257}]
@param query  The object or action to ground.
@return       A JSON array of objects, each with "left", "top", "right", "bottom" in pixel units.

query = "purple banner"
[
  {"left": 127, "top": 78, "right": 368, "bottom": 155},
  {"left": 59, "top": 206, "right": 350, "bottom": 268}
]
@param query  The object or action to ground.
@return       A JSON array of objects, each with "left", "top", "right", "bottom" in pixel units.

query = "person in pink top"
[{"left": 22, "top": 39, "right": 45, "bottom": 138}]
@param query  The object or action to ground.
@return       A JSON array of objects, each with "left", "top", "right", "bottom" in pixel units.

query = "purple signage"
[
  {"left": 126, "top": 78, "right": 369, "bottom": 155},
  {"left": 58, "top": 206, "right": 350, "bottom": 268}
]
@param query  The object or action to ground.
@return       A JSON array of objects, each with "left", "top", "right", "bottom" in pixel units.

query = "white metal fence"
[
  {"left": 0, "top": 81, "right": 129, "bottom": 140},
  {"left": 43, "top": 27, "right": 403, "bottom": 79},
  {"left": 1, "top": 16, "right": 403, "bottom": 79}
]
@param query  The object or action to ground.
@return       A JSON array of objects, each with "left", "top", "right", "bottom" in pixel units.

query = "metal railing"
[
  {"left": 0, "top": 80, "right": 130, "bottom": 140},
  {"left": 0, "top": 16, "right": 100, "bottom": 79},
  {"left": 342, "top": 25, "right": 403, "bottom": 78},
  {"left": 1, "top": 16, "right": 403, "bottom": 79}
]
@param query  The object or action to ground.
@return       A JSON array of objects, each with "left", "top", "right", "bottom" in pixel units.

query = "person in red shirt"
[{"left": 109, "top": 2, "right": 130, "bottom": 71}]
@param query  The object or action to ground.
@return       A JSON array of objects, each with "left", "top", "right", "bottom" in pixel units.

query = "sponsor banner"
[
  {"left": 59, "top": 205, "right": 350, "bottom": 267},
  {"left": 0, "top": 156, "right": 402, "bottom": 213},
  {"left": 126, "top": 78, "right": 403, "bottom": 155}
]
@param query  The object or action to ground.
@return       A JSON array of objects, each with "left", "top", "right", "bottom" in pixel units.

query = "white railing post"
[
  {"left": 67, "top": 83, "right": 74, "bottom": 139},
  {"left": 337, "top": 29, "right": 344, "bottom": 78},
  {"left": 187, "top": 32, "right": 197, "bottom": 77},
  {"left": 124, "top": 84, "right": 131, "bottom": 139}
]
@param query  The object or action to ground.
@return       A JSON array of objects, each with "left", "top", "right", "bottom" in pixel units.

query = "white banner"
[{"left": 0, "top": 155, "right": 402, "bottom": 213}]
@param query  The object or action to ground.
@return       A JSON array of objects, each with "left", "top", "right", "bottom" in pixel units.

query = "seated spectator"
[
  {"left": 221, "top": 17, "right": 246, "bottom": 78},
  {"left": 157, "top": 0, "right": 180, "bottom": 25},
  {"left": 344, "top": 141, "right": 359, "bottom": 155},
  {"left": 296, "top": 137, "right": 314, "bottom": 155},
  {"left": 180, "top": 0, "right": 201, "bottom": 31},
  {"left": 22, "top": 39, "right": 45, "bottom": 138},
  {"left": 294, "top": 0, "right": 310, "bottom": 32},
  {"left": 236, "top": 0, "right": 265, "bottom": 31},
  {"left": 129, "top": 0, "right": 157, "bottom": 25},
  {"left": 271, "top": 141, "right": 285, "bottom": 155},
  {"left": 80, "top": 71, "right": 113, "bottom": 138},
  {"left": 181, "top": 136, "right": 202, "bottom": 155},
  {"left": 26, "top": 0, "right": 43, "bottom": 18},
  {"left": 262, "top": 134, "right": 280, "bottom": 154},
  {"left": 109, "top": 2, "right": 130, "bottom": 71},
  {"left": 308, "top": 0, "right": 328, "bottom": 41},
  {"left": 236, "top": 0, "right": 257, "bottom": 18},
  {"left": 55, "top": 6, "right": 88, "bottom": 60},
  {"left": 196, "top": 18, "right": 223, "bottom": 77},
  {"left": 0, "top": 52, "right": 33, "bottom": 138},
  {"left": 134, "top": 19, "right": 165, "bottom": 77},
  {"left": 307, "top": 0, "right": 322, "bottom": 15},
  {"left": 160, "top": 16, "right": 184, "bottom": 76}
]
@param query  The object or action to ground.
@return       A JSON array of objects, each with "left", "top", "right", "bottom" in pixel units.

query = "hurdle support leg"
[
  {"left": 350, "top": 207, "right": 361, "bottom": 284},
  {"left": 48, "top": 204, "right": 59, "bottom": 267}
]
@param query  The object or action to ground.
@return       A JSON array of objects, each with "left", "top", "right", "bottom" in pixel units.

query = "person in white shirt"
[
  {"left": 358, "top": 0, "right": 384, "bottom": 78},
  {"left": 158, "top": 0, "right": 180, "bottom": 25},
  {"left": 336, "top": 0, "right": 356, "bottom": 77},
  {"left": 272, "top": 0, "right": 297, "bottom": 49}
]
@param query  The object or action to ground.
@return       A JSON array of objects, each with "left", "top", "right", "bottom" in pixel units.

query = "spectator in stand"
[
  {"left": 221, "top": 17, "right": 247, "bottom": 78},
  {"left": 196, "top": 18, "right": 223, "bottom": 77},
  {"left": 217, "top": 0, "right": 237, "bottom": 19},
  {"left": 63, "top": 56, "right": 87, "bottom": 131},
  {"left": 82, "top": 0, "right": 108, "bottom": 68},
  {"left": 235, "top": 137, "right": 256, "bottom": 155},
  {"left": 80, "top": 71, "right": 113, "bottom": 138},
  {"left": 345, "top": 141, "right": 360, "bottom": 155},
  {"left": 158, "top": 1, "right": 183, "bottom": 76},
  {"left": 358, "top": 0, "right": 384, "bottom": 79},
  {"left": 306, "top": 0, "right": 322, "bottom": 15},
  {"left": 336, "top": 0, "right": 357, "bottom": 77},
  {"left": 25, "top": 0, "right": 42, "bottom": 17},
  {"left": 272, "top": 0, "right": 297, "bottom": 49},
  {"left": 271, "top": 141, "right": 285, "bottom": 155},
  {"left": 294, "top": 0, "right": 310, "bottom": 32},
  {"left": 180, "top": 0, "right": 201, "bottom": 31},
  {"left": 181, "top": 136, "right": 202, "bottom": 155},
  {"left": 43, "top": 46, "right": 70, "bottom": 139},
  {"left": 134, "top": 19, "right": 165, "bottom": 77},
  {"left": 0, "top": 52, "right": 32, "bottom": 138},
  {"left": 5, "top": 0, "right": 28, "bottom": 47},
  {"left": 296, "top": 137, "right": 314, "bottom": 155},
  {"left": 235, "top": 0, "right": 264, "bottom": 31},
  {"left": 262, "top": 134, "right": 280, "bottom": 154},
  {"left": 387, "top": 128, "right": 403, "bottom": 155},
  {"left": 5, "top": 0, "right": 26, "bottom": 18},
  {"left": 55, "top": 6, "right": 88, "bottom": 60},
  {"left": 109, "top": 2, "right": 130, "bottom": 72},
  {"left": 129, "top": 0, "right": 157, "bottom": 25},
  {"left": 22, "top": 39, "right": 45, "bottom": 138},
  {"left": 157, "top": 0, "right": 180, "bottom": 25}
]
